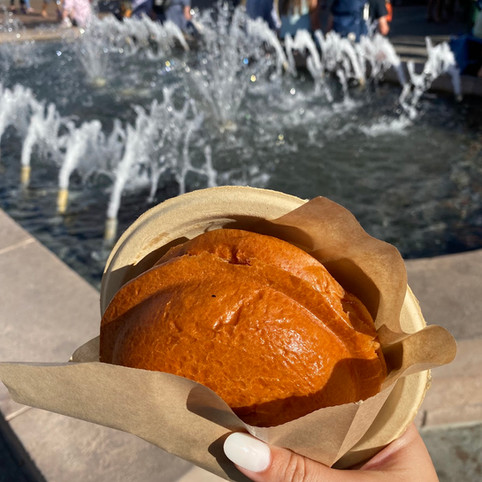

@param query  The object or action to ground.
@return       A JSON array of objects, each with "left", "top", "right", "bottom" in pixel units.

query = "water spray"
[{"left": 0, "top": 6, "right": 468, "bottom": 248}]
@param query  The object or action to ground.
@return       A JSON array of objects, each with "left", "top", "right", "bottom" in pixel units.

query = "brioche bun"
[{"left": 100, "top": 229, "right": 386, "bottom": 427}]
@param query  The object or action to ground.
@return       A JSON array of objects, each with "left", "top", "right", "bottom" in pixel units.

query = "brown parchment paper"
[{"left": 0, "top": 188, "right": 457, "bottom": 481}]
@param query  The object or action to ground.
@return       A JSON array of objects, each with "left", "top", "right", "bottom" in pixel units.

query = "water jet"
[{"left": 0, "top": 4, "right": 480, "bottom": 289}]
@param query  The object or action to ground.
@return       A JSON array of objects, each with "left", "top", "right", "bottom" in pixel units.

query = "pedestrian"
[
  {"left": 245, "top": 0, "right": 281, "bottom": 31},
  {"left": 329, "top": 0, "right": 367, "bottom": 41},
  {"left": 9, "top": 0, "right": 34, "bottom": 14},
  {"left": 164, "top": 0, "right": 192, "bottom": 32},
  {"left": 278, "top": 0, "right": 321, "bottom": 38},
  {"left": 367, "top": 0, "right": 390, "bottom": 36},
  {"left": 41, "top": 0, "right": 62, "bottom": 20},
  {"left": 130, "top": 0, "right": 153, "bottom": 19},
  {"left": 61, "top": 0, "right": 93, "bottom": 27}
]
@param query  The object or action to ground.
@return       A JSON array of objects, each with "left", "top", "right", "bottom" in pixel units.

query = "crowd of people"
[
  {"left": 6, "top": 0, "right": 196, "bottom": 33},
  {"left": 246, "top": 0, "right": 481, "bottom": 75},
  {"left": 245, "top": 0, "right": 393, "bottom": 42},
  {"left": 5, "top": 0, "right": 193, "bottom": 31},
  {"left": 5, "top": 0, "right": 390, "bottom": 38},
  {"left": 5, "top": 0, "right": 482, "bottom": 73}
]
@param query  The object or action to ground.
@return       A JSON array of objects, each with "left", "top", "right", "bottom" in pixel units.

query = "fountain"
[{"left": 0, "top": 3, "right": 480, "bottom": 288}]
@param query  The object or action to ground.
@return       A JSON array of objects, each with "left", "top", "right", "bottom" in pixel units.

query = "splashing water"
[
  {"left": 105, "top": 90, "right": 212, "bottom": 234},
  {"left": 75, "top": 27, "right": 111, "bottom": 87},
  {"left": 0, "top": 84, "right": 40, "bottom": 147},
  {"left": 399, "top": 37, "right": 461, "bottom": 119},
  {"left": 58, "top": 120, "right": 104, "bottom": 190},
  {"left": 425, "top": 37, "right": 461, "bottom": 99},
  {"left": 184, "top": 5, "right": 281, "bottom": 129},
  {"left": 0, "top": 3, "right": 477, "bottom": 287},
  {"left": 21, "top": 102, "right": 65, "bottom": 171},
  {"left": 0, "top": 8, "right": 461, "bottom": 191}
]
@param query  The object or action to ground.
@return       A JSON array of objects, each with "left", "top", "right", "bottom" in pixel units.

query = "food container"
[
  {"left": 0, "top": 186, "right": 455, "bottom": 478},
  {"left": 100, "top": 185, "right": 433, "bottom": 468}
]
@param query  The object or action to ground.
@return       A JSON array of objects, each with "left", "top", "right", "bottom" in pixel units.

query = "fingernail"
[{"left": 223, "top": 432, "right": 271, "bottom": 473}]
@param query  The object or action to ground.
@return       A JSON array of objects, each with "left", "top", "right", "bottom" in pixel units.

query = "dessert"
[{"left": 100, "top": 229, "right": 386, "bottom": 426}]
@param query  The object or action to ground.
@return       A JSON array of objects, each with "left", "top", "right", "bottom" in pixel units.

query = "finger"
[
  {"left": 223, "top": 425, "right": 438, "bottom": 482},
  {"left": 223, "top": 432, "right": 350, "bottom": 482}
]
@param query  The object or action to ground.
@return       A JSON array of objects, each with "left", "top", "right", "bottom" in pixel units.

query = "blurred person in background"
[
  {"left": 165, "top": 0, "right": 192, "bottom": 31},
  {"left": 61, "top": 0, "right": 93, "bottom": 27},
  {"left": 328, "top": 0, "right": 389, "bottom": 41},
  {"left": 41, "top": 0, "right": 62, "bottom": 19},
  {"left": 366, "top": 0, "right": 390, "bottom": 35},
  {"left": 245, "top": 0, "right": 281, "bottom": 31},
  {"left": 278, "top": 0, "right": 321, "bottom": 38},
  {"left": 9, "top": 0, "right": 34, "bottom": 14},
  {"left": 449, "top": 0, "right": 482, "bottom": 77},
  {"left": 130, "top": 0, "right": 153, "bottom": 18},
  {"left": 329, "top": 0, "right": 367, "bottom": 40}
]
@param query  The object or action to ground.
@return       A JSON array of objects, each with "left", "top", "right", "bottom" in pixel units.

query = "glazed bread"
[{"left": 100, "top": 229, "right": 386, "bottom": 426}]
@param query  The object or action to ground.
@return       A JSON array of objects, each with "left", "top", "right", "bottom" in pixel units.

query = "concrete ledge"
[
  {"left": 416, "top": 338, "right": 482, "bottom": 428},
  {"left": 8, "top": 409, "right": 195, "bottom": 481},
  {"left": 406, "top": 251, "right": 482, "bottom": 430},
  {"left": 0, "top": 209, "right": 197, "bottom": 481},
  {"left": 0, "top": 27, "right": 80, "bottom": 44},
  {"left": 406, "top": 250, "right": 482, "bottom": 340}
]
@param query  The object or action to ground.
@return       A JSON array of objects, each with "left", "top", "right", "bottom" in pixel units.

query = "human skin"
[
  {"left": 378, "top": 16, "right": 390, "bottom": 36},
  {"left": 223, "top": 423, "right": 438, "bottom": 482}
]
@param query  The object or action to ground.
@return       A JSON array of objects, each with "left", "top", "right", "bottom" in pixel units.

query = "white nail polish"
[{"left": 224, "top": 432, "right": 271, "bottom": 473}]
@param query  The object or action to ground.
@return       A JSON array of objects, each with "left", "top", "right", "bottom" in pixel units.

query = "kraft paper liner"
[
  {"left": 0, "top": 188, "right": 457, "bottom": 480},
  {"left": 100, "top": 187, "right": 306, "bottom": 311},
  {"left": 0, "top": 327, "right": 453, "bottom": 478}
]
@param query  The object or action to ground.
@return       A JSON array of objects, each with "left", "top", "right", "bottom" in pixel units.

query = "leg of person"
[
  {"left": 23, "top": 0, "right": 34, "bottom": 14},
  {"left": 55, "top": 0, "right": 62, "bottom": 20}
]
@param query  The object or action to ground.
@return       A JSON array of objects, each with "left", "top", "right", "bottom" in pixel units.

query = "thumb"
[{"left": 223, "top": 432, "right": 349, "bottom": 482}]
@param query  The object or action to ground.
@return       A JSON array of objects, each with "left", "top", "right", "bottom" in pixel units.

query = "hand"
[{"left": 223, "top": 423, "right": 438, "bottom": 481}]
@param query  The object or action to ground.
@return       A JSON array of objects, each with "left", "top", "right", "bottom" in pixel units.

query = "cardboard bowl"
[{"left": 100, "top": 185, "right": 430, "bottom": 468}]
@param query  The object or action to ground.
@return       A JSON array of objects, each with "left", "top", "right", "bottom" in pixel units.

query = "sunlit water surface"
[{"left": 0, "top": 11, "right": 481, "bottom": 288}]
